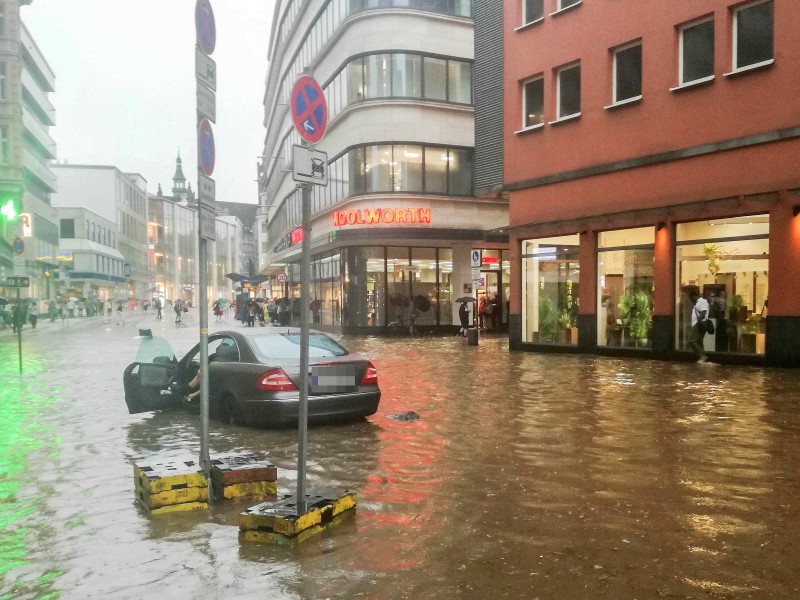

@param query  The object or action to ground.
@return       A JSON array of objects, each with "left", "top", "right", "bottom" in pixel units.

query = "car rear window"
[{"left": 249, "top": 333, "right": 348, "bottom": 360}]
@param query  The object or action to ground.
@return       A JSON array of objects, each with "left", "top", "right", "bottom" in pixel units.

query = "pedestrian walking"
[
  {"left": 688, "top": 290, "right": 710, "bottom": 363},
  {"left": 212, "top": 299, "right": 223, "bottom": 322},
  {"left": 12, "top": 301, "right": 25, "bottom": 333},
  {"left": 174, "top": 298, "right": 183, "bottom": 324},
  {"left": 458, "top": 300, "right": 470, "bottom": 336},
  {"left": 28, "top": 300, "right": 38, "bottom": 329},
  {"left": 246, "top": 300, "right": 257, "bottom": 327},
  {"left": 116, "top": 301, "right": 125, "bottom": 326},
  {"left": 48, "top": 300, "right": 58, "bottom": 323},
  {"left": 154, "top": 297, "right": 163, "bottom": 320}
]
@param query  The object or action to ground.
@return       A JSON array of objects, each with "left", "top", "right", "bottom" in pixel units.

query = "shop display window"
[
  {"left": 438, "top": 248, "right": 453, "bottom": 326},
  {"left": 411, "top": 248, "right": 438, "bottom": 325},
  {"left": 597, "top": 227, "right": 654, "bottom": 348},
  {"left": 522, "top": 234, "right": 580, "bottom": 344},
  {"left": 675, "top": 215, "right": 769, "bottom": 355},
  {"left": 344, "top": 247, "right": 386, "bottom": 327}
]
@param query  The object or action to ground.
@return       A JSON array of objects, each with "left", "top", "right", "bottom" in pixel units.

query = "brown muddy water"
[{"left": 1, "top": 313, "right": 799, "bottom": 599}]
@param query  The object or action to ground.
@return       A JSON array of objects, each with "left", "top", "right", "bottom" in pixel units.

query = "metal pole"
[
  {"left": 16, "top": 287, "right": 22, "bottom": 374},
  {"left": 198, "top": 209, "right": 211, "bottom": 478},
  {"left": 297, "top": 179, "right": 311, "bottom": 512}
]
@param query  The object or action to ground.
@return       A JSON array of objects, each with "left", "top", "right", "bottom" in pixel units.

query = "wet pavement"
[{"left": 1, "top": 310, "right": 800, "bottom": 599}]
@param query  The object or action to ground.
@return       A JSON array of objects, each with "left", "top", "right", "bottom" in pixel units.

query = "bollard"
[{"left": 466, "top": 327, "right": 479, "bottom": 346}]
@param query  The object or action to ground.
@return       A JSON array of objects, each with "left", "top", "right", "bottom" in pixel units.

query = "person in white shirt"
[{"left": 689, "top": 290, "right": 710, "bottom": 363}]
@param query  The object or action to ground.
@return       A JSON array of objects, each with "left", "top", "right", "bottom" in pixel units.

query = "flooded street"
[{"left": 2, "top": 313, "right": 800, "bottom": 599}]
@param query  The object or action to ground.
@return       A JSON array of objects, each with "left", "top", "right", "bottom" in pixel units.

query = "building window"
[
  {"left": 60, "top": 219, "right": 75, "bottom": 239},
  {"left": 447, "top": 59, "right": 472, "bottom": 104},
  {"left": 522, "top": 76, "right": 544, "bottom": 128},
  {"left": 0, "top": 125, "right": 8, "bottom": 164},
  {"left": 676, "top": 215, "right": 769, "bottom": 355},
  {"left": 522, "top": 235, "right": 580, "bottom": 345},
  {"left": 733, "top": 0, "right": 773, "bottom": 71},
  {"left": 597, "top": 227, "right": 655, "bottom": 348},
  {"left": 423, "top": 57, "right": 447, "bottom": 101},
  {"left": 556, "top": 63, "right": 581, "bottom": 119},
  {"left": 0, "top": 4, "right": 5, "bottom": 37},
  {"left": 680, "top": 18, "right": 714, "bottom": 85},
  {"left": 523, "top": 0, "right": 543, "bottom": 24},
  {"left": 557, "top": 0, "right": 580, "bottom": 10},
  {"left": 0, "top": 62, "right": 6, "bottom": 101},
  {"left": 613, "top": 42, "right": 642, "bottom": 103}
]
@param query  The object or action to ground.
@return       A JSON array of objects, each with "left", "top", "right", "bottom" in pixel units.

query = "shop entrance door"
[{"left": 476, "top": 270, "right": 504, "bottom": 332}]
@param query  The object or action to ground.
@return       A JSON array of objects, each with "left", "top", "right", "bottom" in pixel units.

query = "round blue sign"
[
  {"left": 13, "top": 236, "right": 24, "bottom": 255},
  {"left": 198, "top": 118, "right": 215, "bottom": 176},
  {"left": 195, "top": 0, "right": 216, "bottom": 55},
  {"left": 291, "top": 76, "right": 328, "bottom": 144}
]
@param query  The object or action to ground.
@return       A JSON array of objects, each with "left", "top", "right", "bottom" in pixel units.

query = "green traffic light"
[{"left": 1, "top": 199, "right": 17, "bottom": 221}]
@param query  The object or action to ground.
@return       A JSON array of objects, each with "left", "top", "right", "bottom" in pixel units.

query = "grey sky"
[{"left": 23, "top": 0, "right": 273, "bottom": 204}]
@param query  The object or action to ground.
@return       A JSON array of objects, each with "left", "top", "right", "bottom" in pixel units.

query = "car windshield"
[
  {"left": 134, "top": 336, "right": 175, "bottom": 364},
  {"left": 249, "top": 333, "right": 348, "bottom": 360}
]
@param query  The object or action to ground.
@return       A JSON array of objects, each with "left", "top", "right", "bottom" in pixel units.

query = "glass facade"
[
  {"left": 326, "top": 52, "right": 473, "bottom": 122},
  {"left": 597, "top": 227, "right": 654, "bottom": 348},
  {"left": 522, "top": 235, "right": 580, "bottom": 344},
  {"left": 676, "top": 215, "right": 769, "bottom": 355}
]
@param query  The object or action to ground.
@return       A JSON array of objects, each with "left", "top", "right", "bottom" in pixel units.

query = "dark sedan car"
[{"left": 123, "top": 329, "right": 380, "bottom": 427}]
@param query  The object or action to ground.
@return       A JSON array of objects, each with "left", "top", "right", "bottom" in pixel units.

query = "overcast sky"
[{"left": 23, "top": 0, "right": 273, "bottom": 204}]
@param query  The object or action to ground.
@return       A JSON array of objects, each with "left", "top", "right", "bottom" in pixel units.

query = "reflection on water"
[{"left": 2, "top": 325, "right": 800, "bottom": 599}]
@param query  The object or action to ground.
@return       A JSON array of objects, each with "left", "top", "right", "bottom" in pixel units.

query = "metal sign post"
[
  {"left": 194, "top": 0, "right": 217, "bottom": 477},
  {"left": 290, "top": 73, "right": 328, "bottom": 513},
  {"left": 6, "top": 276, "right": 29, "bottom": 373}
]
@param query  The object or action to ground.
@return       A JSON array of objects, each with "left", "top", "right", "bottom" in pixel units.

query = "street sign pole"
[
  {"left": 195, "top": 0, "right": 216, "bottom": 479},
  {"left": 289, "top": 72, "right": 327, "bottom": 514},
  {"left": 297, "top": 177, "right": 311, "bottom": 512},
  {"left": 16, "top": 286, "right": 22, "bottom": 374}
]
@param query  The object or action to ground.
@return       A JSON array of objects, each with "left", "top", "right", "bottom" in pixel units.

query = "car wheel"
[{"left": 221, "top": 394, "right": 239, "bottom": 425}]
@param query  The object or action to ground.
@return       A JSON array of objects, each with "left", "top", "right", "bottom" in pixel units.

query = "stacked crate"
[
  {"left": 133, "top": 457, "right": 208, "bottom": 514},
  {"left": 239, "top": 490, "right": 357, "bottom": 544},
  {"left": 209, "top": 453, "right": 278, "bottom": 500}
]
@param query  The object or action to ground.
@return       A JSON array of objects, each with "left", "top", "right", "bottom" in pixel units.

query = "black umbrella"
[{"left": 456, "top": 296, "right": 477, "bottom": 303}]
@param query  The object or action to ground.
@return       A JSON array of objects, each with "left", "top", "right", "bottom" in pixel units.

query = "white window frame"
[
  {"left": 610, "top": 41, "right": 643, "bottom": 106},
  {"left": 673, "top": 16, "right": 715, "bottom": 90},
  {"left": 520, "top": 0, "right": 544, "bottom": 27},
  {"left": 550, "top": 0, "right": 581, "bottom": 17},
  {"left": 729, "top": 0, "right": 774, "bottom": 75},
  {"left": 551, "top": 62, "right": 581, "bottom": 124},
  {"left": 518, "top": 75, "right": 544, "bottom": 133}
]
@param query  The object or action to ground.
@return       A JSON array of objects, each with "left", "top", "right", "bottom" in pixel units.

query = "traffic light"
[{"left": 0, "top": 192, "right": 21, "bottom": 222}]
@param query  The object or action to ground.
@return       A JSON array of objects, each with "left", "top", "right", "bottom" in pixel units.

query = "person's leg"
[{"left": 688, "top": 324, "right": 707, "bottom": 361}]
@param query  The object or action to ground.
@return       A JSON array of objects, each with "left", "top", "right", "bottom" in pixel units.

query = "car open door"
[{"left": 123, "top": 335, "right": 180, "bottom": 414}]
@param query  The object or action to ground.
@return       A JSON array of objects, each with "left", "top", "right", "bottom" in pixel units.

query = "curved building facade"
[{"left": 258, "top": 0, "right": 509, "bottom": 333}]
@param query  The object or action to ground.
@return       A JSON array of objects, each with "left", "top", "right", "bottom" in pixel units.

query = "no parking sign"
[{"left": 290, "top": 75, "right": 327, "bottom": 144}]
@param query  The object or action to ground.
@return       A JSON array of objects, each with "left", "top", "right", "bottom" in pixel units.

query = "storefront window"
[
  {"left": 522, "top": 234, "right": 580, "bottom": 344},
  {"left": 344, "top": 247, "right": 385, "bottom": 326},
  {"left": 387, "top": 247, "right": 412, "bottom": 324},
  {"left": 676, "top": 215, "right": 769, "bottom": 355},
  {"left": 597, "top": 227, "right": 654, "bottom": 348},
  {"left": 439, "top": 248, "right": 453, "bottom": 326},
  {"left": 411, "top": 248, "right": 437, "bottom": 325}
]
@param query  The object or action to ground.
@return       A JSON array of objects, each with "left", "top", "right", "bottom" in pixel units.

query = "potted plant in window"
[
  {"left": 618, "top": 290, "right": 652, "bottom": 348},
  {"left": 537, "top": 296, "right": 559, "bottom": 343}
]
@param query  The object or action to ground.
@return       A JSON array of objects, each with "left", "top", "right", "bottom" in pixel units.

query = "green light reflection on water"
[{"left": 0, "top": 341, "right": 64, "bottom": 598}]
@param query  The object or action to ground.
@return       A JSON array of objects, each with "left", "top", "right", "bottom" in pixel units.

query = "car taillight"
[
  {"left": 256, "top": 368, "right": 298, "bottom": 391},
  {"left": 360, "top": 361, "right": 378, "bottom": 386}
]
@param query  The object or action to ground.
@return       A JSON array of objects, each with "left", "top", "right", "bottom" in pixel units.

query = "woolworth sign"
[{"left": 332, "top": 207, "right": 432, "bottom": 227}]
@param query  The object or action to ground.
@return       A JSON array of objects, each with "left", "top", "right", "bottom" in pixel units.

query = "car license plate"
[{"left": 310, "top": 364, "right": 356, "bottom": 393}]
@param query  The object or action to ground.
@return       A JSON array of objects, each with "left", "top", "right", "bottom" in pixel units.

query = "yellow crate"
[
  {"left": 239, "top": 491, "right": 357, "bottom": 537},
  {"left": 220, "top": 480, "right": 278, "bottom": 500},
  {"left": 133, "top": 458, "right": 207, "bottom": 495},
  {"left": 240, "top": 508, "right": 355, "bottom": 545},
  {"left": 147, "top": 501, "right": 209, "bottom": 516},
  {"left": 136, "top": 482, "right": 209, "bottom": 509}
]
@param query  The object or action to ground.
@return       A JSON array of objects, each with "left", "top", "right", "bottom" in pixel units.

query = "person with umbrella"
[{"left": 455, "top": 296, "right": 476, "bottom": 336}]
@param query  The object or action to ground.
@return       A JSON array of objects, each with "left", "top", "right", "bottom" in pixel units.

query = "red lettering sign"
[{"left": 331, "top": 208, "right": 432, "bottom": 228}]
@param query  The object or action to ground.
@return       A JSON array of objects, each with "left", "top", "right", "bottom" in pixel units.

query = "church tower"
[{"left": 172, "top": 152, "right": 187, "bottom": 202}]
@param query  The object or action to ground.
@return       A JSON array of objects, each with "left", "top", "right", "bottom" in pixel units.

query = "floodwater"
[{"left": 1, "top": 312, "right": 800, "bottom": 599}]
